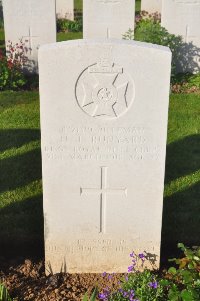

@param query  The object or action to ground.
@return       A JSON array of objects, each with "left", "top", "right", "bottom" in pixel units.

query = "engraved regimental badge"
[{"left": 75, "top": 58, "right": 135, "bottom": 120}]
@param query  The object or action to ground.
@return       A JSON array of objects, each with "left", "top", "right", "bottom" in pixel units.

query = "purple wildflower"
[
  {"left": 98, "top": 289, "right": 110, "bottom": 300},
  {"left": 139, "top": 253, "right": 145, "bottom": 261},
  {"left": 98, "top": 293, "right": 106, "bottom": 300},
  {"left": 149, "top": 281, "right": 158, "bottom": 289},
  {"left": 130, "top": 251, "right": 135, "bottom": 258},
  {"left": 102, "top": 272, "right": 107, "bottom": 277},
  {"left": 128, "top": 265, "right": 134, "bottom": 273},
  {"left": 125, "top": 275, "right": 129, "bottom": 281}
]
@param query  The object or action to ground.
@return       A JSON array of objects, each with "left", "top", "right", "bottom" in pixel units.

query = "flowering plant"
[
  {"left": 0, "top": 40, "right": 27, "bottom": 90},
  {"left": 98, "top": 252, "right": 165, "bottom": 301}
]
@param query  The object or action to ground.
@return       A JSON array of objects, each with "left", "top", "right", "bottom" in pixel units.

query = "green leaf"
[
  {"left": 180, "top": 270, "right": 194, "bottom": 283},
  {"left": 82, "top": 293, "right": 88, "bottom": 301},
  {"left": 90, "top": 287, "right": 98, "bottom": 301},
  {"left": 159, "top": 279, "right": 170, "bottom": 286},
  {"left": 181, "top": 290, "right": 194, "bottom": 301},
  {"left": 178, "top": 243, "right": 186, "bottom": 251},
  {"left": 169, "top": 258, "right": 178, "bottom": 262},
  {"left": 0, "top": 284, "right": 12, "bottom": 301},
  {"left": 168, "top": 267, "right": 177, "bottom": 275}
]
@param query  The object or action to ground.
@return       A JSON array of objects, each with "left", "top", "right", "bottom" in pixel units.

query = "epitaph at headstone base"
[{"left": 39, "top": 39, "right": 171, "bottom": 274}]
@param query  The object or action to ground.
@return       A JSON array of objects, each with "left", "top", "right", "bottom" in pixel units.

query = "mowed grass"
[
  {"left": 0, "top": 91, "right": 200, "bottom": 260},
  {"left": 74, "top": 0, "right": 82, "bottom": 11},
  {"left": 0, "top": 28, "right": 4, "bottom": 50},
  {"left": 161, "top": 94, "right": 200, "bottom": 262},
  {"left": 135, "top": 0, "right": 141, "bottom": 13},
  {"left": 0, "top": 91, "right": 43, "bottom": 257},
  {"left": 57, "top": 31, "right": 82, "bottom": 42}
]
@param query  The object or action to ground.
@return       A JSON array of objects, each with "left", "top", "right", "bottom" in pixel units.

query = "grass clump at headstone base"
[
  {"left": 0, "top": 90, "right": 199, "bottom": 260},
  {"left": 0, "top": 284, "right": 12, "bottom": 301}
]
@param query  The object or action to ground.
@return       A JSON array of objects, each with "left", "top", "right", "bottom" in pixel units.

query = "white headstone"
[
  {"left": 3, "top": 0, "right": 56, "bottom": 72},
  {"left": 141, "top": 0, "right": 162, "bottom": 14},
  {"left": 83, "top": 0, "right": 135, "bottom": 39},
  {"left": 56, "top": 0, "right": 74, "bottom": 20},
  {"left": 161, "top": 0, "right": 200, "bottom": 73},
  {"left": 39, "top": 39, "right": 171, "bottom": 274}
]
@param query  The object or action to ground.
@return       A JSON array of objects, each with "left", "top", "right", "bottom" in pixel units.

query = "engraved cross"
[
  {"left": 22, "top": 27, "right": 39, "bottom": 55},
  {"left": 185, "top": 25, "right": 190, "bottom": 43},
  {"left": 80, "top": 166, "right": 127, "bottom": 233}
]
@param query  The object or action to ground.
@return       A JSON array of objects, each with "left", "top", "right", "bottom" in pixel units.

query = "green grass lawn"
[
  {"left": 0, "top": 91, "right": 199, "bottom": 260},
  {"left": 75, "top": 0, "right": 82, "bottom": 11},
  {"left": 0, "top": 91, "right": 43, "bottom": 257},
  {"left": 57, "top": 31, "right": 82, "bottom": 42},
  {"left": 135, "top": 0, "right": 141, "bottom": 13},
  {"left": 0, "top": 28, "right": 4, "bottom": 50}
]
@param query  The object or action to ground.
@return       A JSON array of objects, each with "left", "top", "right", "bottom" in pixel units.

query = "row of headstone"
[{"left": 3, "top": 0, "right": 135, "bottom": 72}]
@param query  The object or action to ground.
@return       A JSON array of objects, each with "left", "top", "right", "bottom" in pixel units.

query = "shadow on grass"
[
  {"left": 0, "top": 148, "right": 42, "bottom": 194},
  {"left": 0, "top": 129, "right": 40, "bottom": 152},
  {"left": 0, "top": 91, "right": 38, "bottom": 111},
  {"left": 0, "top": 129, "right": 43, "bottom": 258},
  {"left": 165, "top": 134, "right": 200, "bottom": 184},
  {"left": 161, "top": 181, "right": 200, "bottom": 266},
  {"left": 0, "top": 194, "right": 44, "bottom": 259},
  {"left": 161, "top": 134, "right": 200, "bottom": 266}
]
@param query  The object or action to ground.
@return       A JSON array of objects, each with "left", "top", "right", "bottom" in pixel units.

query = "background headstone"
[
  {"left": 3, "top": 0, "right": 56, "bottom": 72},
  {"left": 39, "top": 39, "right": 171, "bottom": 273},
  {"left": 56, "top": 0, "right": 74, "bottom": 20},
  {"left": 141, "top": 0, "right": 162, "bottom": 14},
  {"left": 161, "top": 0, "right": 200, "bottom": 73},
  {"left": 83, "top": 0, "right": 135, "bottom": 39}
]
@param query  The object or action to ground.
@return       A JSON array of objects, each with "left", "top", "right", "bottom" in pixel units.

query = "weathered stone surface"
[
  {"left": 161, "top": 0, "right": 200, "bottom": 73},
  {"left": 39, "top": 39, "right": 171, "bottom": 273},
  {"left": 141, "top": 0, "right": 162, "bottom": 13},
  {"left": 83, "top": 0, "right": 135, "bottom": 38},
  {"left": 3, "top": 0, "right": 56, "bottom": 72},
  {"left": 56, "top": 0, "right": 74, "bottom": 20}
]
